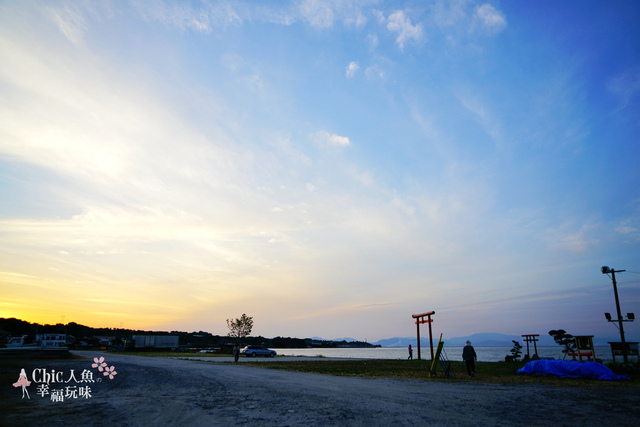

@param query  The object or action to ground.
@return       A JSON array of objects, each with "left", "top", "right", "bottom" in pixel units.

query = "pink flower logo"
[
  {"left": 92, "top": 356, "right": 108, "bottom": 372},
  {"left": 104, "top": 366, "right": 117, "bottom": 380},
  {"left": 92, "top": 357, "right": 108, "bottom": 372}
]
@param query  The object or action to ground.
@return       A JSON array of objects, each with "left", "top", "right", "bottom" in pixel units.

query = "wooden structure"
[
  {"left": 567, "top": 335, "right": 595, "bottom": 362},
  {"left": 608, "top": 342, "right": 639, "bottom": 362},
  {"left": 429, "top": 333, "right": 451, "bottom": 378},
  {"left": 521, "top": 334, "right": 539, "bottom": 358},
  {"left": 411, "top": 311, "right": 435, "bottom": 360}
]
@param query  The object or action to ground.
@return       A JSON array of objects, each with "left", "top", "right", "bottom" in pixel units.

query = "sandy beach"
[{"left": 1, "top": 351, "right": 639, "bottom": 426}]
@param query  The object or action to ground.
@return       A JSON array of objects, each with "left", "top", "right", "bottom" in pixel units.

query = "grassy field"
[
  {"left": 86, "top": 350, "right": 640, "bottom": 387},
  {"left": 240, "top": 359, "right": 640, "bottom": 387}
]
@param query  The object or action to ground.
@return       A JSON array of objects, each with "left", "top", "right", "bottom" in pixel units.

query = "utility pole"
[
  {"left": 602, "top": 266, "right": 629, "bottom": 363},
  {"left": 611, "top": 268, "right": 627, "bottom": 363}
]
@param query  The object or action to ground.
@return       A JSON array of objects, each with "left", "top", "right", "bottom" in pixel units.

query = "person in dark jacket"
[
  {"left": 462, "top": 340, "right": 477, "bottom": 377},
  {"left": 233, "top": 343, "right": 240, "bottom": 363}
]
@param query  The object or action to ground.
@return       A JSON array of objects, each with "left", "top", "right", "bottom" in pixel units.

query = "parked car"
[{"left": 241, "top": 345, "right": 277, "bottom": 357}]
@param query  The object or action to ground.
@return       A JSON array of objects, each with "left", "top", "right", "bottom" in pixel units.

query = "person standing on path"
[
  {"left": 408, "top": 344, "right": 413, "bottom": 360},
  {"left": 233, "top": 343, "right": 240, "bottom": 363},
  {"left": 462, "top": 340, "right": 477, "bottom": 377}
]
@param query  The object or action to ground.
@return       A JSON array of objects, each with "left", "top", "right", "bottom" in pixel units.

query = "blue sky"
[{"left": 1, "top": 0, "right": 638, "bottom": 342}]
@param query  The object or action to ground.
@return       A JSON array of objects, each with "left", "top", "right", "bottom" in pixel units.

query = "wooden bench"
[{"left": 608, "top": 342, "right": 639, "bottom": 362}]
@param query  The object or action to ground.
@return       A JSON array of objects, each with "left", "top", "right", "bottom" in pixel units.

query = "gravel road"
[{"left": 1, "top": 351, "right": 639, "bottom": 426}]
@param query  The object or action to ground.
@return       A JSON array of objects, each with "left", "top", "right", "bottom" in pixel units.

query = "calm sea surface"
[{"left": 272, "top": 346, "right": 615, "bottom": 362}]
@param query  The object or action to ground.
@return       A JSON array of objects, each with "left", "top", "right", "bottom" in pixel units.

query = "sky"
[{"left": 1, "top": 0, "right": 639, "bottom": 342}]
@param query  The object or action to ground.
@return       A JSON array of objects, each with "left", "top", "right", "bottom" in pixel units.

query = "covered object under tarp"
[{"left": 517, "top": 359, "right": 629, "bottom": 381}]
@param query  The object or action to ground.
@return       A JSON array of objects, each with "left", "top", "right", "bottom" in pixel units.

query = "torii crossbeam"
[{"left": 412, "top": 311, "right": 435, "bottom": 360}]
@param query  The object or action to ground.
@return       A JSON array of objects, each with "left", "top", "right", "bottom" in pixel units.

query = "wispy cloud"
[
  {"left": 429, "top": 0, "right": 507, "bottom": 42},
  {"left": 386, "top": 10, "right": 423, "bottom": 50},
  {"left": 346, "top": 61, "right": 359, "bottom": 78},
  {"left": 298, "top": 0, "right": 335, "bottom": 28},
  {"left": 607, "top": 65, "right": 640, "bottom": 111},
  {"left": 132, "top": 0, "right": 241, "bottom": 31},
  {"left": 296, "top": 0, "right": 371, "bottom": 28},
  {"left": 311, "top": 131, "right": 352, "bottom": 147},
  {"left": 45, "top": 2, "right": 89, "bottom": 44},
  {"left": 473, "top": 3, "right": 507, "bottom": 34},
  {"left": 365, "top": 64, "right": 385, "bottom": 79}
]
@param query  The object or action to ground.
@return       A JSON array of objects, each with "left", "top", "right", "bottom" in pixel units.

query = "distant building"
[
  {"left": 35, "top": 334, "right": 67, "bottom": 347},
  {"left": 6, "top": 335, "right": 28, "bottom": 347},
  {"left": 132, "top": 335, "right": 179, "bottom": 349}
]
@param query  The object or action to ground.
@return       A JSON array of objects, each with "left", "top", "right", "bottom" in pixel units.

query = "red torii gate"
[
  {"left": 412, "top": 311, "right": 435, "bottom": 360},
  {"left": 522, "top": 334, "right": 539, "bottom": 358}
]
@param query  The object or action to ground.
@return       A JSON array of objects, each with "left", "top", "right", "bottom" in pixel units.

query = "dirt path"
[{"left": 1, "top": 351, "right": 639, "bottom": 426}]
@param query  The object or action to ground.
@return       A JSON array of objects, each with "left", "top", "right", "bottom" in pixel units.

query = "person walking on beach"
[
  {"left": 233, "top": 343, "right": 240, "bottom": 363},
  {"left": 462, "top": 340, "right": 477, "bottom": 377},
  {"left": 408, "top": 344, "right": 413, "bottom": 360}
]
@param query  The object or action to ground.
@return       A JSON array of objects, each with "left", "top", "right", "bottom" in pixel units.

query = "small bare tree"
[{"left": 226, "top": 313, "right": 254, "bottom": 342}]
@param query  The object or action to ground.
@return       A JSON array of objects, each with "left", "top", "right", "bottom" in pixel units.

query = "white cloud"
[
  {"left": 372, "top": 9, "right": 385, "bottom": 24},
  {"left": 386, "top": 10, "right": 423, "bottom": 50},
  {"left": 297, "top": 0, "right": 373, "bottom": 29},
  {"left": 297, "top": 0, "right": 335, "bottom": 28},
  {"left": 430, "top": 1, "right": 506, "bottom": 41},
  {"left": 312, "top": 131, "right": 351, "bottom": 147},
  {"left": 346, "top": 61, "right": 359, "bottom": 78},
  {"left": 344, "top": 11, "right": 367, "bottom": 28},
  {"left": 474, "top": 3, "right": 507, "bottom": 33}
]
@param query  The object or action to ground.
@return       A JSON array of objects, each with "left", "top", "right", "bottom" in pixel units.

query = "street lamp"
[{"left": 601, "top": 266, "right": 634, "bottom": 363}]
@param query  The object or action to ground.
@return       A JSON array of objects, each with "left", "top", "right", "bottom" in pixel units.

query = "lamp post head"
[{"left": 601, "top": 266, "right": 611, "bottom": 274}]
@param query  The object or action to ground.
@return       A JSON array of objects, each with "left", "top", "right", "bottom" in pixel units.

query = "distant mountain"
[
  {"left": 444, "top": 333, "right": 540, "bottom": 347},
  {"left": 374, "top": 337, "right": 432, "bottom": 348},
  {"left": 372, "top": 334, "right": 524, "bottom": 348},
  {"left": 373, "top": 333, "right": 621, "bottom": 347}
]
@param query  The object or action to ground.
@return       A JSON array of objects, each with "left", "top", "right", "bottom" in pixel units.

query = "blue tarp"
[{"left": 517, "top": 359, "right": 630, "bottom": 381}]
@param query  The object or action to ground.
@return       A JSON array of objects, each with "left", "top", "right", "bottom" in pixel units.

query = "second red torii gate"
[
  {"left": 412, "top": 311, "right": 435, "bottom": 360},
  {"left": 522, "top": 334, "right": 539, "bottom": 359}
]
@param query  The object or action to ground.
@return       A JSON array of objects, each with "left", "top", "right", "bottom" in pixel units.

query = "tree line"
[{"left": 0, "top": 317, "right": 369, "bottom": 349}]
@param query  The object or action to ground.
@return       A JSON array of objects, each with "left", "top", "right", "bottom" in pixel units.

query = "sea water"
[{"left": 272, "top": 346, "right": 616, "bottom": 362}]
